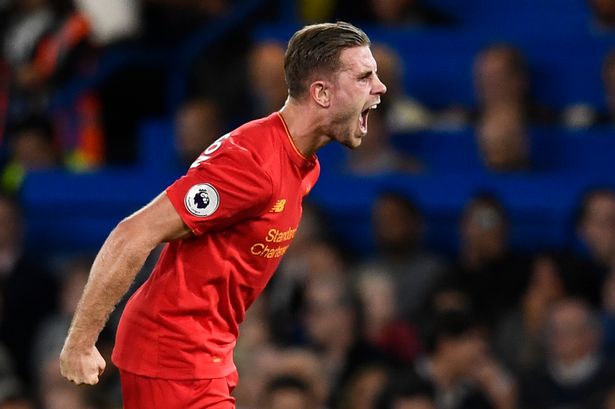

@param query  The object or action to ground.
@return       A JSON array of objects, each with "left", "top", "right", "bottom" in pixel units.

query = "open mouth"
[{"left": 359, "top": 103, "right": 379, "bottom": 134}]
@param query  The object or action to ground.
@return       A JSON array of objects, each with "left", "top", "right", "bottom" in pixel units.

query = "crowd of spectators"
[
  {"left": 2, "top": 0, "right": 615, "bottom": 408},
  {"left": 2, "top": 185, "right": 615, "bottom": 408}
]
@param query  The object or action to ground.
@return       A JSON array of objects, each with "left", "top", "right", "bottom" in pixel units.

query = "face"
[
  {"left": 357, "top": 274, "right": 396, "bottom": 327},
  {"left": 304, "top": 280, "right": 352, "bottom": 346},
  {"left": 547, "top": 302, "right": 598, "bottom": 365},
  {"left": 371, "top": 0, "right": 412, "bottom": 23},
  {"left": 444, "top": 330, "right": 487, "bottom": 375},
  {"left": 13, "top": 130, "right": 57, "bottom": 170},
  {"left": 474, "top": 50, "right": 526, "bottom": 105},
  {"left": 326, "top": 46, "right": 387, "bottom": 149},
  {"left": 461, "top": 202, "right": 507, "bottom": 259},
  {"left": 373, "top": 196, "right": 421, "bottom": 252},
  {"left": 249, "top": 42, "right": 287, "bottom": 112},
  {"left": 592, "top": 0, "right": 615, "bottom": 19},
  {"left": 268, "top": 389, "right": 311, "bottom": 409},
  {"left": 176, "top": 101, "right": 220, "bottom": 164},
  {"left": 580, "top": 193, "right": 615, "bottom": 264},
  {"left": 477, "top": 108, "right": 528, "bottom": 171},
  {"left": 346, "top": 367, "right": 389, "bottom": 409}
]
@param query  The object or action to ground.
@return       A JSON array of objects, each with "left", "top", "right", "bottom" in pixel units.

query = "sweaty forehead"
[{"left": 338, "top": 46, "right": 377, "bottom": 73}]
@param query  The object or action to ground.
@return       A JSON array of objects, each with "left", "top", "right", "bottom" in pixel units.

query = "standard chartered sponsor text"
[{"left": 251, "top": 227, "right": 297, "bottom": 258}]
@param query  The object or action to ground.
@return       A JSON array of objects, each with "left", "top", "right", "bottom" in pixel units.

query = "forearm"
[{"left": 64, "top": 222, "right": 153, "bottom": 350}]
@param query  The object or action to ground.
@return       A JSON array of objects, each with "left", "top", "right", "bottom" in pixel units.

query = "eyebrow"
[{"left": 358, "top": 70, "right": 374, "bottom": 79}]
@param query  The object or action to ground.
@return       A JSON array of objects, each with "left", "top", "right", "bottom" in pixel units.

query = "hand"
[
  {"left": 470, "top": 356, "right": 517, "bottom": 409},
  {"left": 60, "top": 344, "right": 106, "bottom": 385}
]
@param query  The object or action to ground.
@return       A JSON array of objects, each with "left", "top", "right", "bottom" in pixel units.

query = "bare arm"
[{"left": 60, "top": 192, "right": 191, "bottom": 384}]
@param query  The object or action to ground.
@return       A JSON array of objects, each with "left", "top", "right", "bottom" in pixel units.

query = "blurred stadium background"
[{"left": 2, "top": 0, "right": 615, "bottom": 408}]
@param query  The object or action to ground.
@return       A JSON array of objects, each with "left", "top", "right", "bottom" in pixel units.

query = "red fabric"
[
  {"left": 120, "top": 369, "right": 239, "bottom": 409},
  {"left": 373, "top": 321, "right": 422, "bottom": 365},
  {"left": 112, "top": 113, "right": 320, "bottom": 379}
]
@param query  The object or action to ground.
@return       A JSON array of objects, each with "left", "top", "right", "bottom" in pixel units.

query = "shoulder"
[{"left": 228, "top": 113, "right": 285, "bottom": 164}]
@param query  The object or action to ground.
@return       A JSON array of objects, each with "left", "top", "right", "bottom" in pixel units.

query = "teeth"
[{"left": 371, "top": 104, "right": 378, "bottom": 110}]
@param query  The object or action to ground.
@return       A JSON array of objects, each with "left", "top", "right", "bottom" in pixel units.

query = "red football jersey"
[{"left": 112, "top": 113, "right": 320, "bottom": 379}]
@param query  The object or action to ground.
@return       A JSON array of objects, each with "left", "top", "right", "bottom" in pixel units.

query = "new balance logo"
[{"left": 270, "top": 199, "right": 286, "bottom": 213}]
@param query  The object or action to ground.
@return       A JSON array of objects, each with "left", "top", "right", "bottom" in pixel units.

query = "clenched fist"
[{"left": 60, "top": 344, "right": 106, "bottom": 385}]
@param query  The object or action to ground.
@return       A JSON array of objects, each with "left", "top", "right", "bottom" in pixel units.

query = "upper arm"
[
  {"left": 165, "top": 145, "right": 273, "bottom": 236},
  {"left": 118, "top": 192, "right": 192, "bottom": 249}
]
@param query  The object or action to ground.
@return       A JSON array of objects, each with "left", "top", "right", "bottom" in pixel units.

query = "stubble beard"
[{"left": 328, "top": 108, "right": 362, "bottom": 149}]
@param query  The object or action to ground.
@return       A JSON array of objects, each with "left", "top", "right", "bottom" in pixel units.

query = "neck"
[
  {"left": 279, "top": 98, "right": 331, "bottom": 158},
  {"left": 461, "top": 243, "right": 503, "bottom": 269}
]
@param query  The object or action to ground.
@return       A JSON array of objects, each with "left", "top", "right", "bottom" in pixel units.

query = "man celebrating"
[{"left": 60, "top": 21, "right": 386, "bottom": 408}]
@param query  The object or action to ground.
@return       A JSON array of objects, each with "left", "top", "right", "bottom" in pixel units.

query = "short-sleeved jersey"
[{"left": 111, "top": 112, "right": 320, "bottom": 379}]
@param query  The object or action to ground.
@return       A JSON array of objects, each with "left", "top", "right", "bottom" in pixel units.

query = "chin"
[{"left": 344, "top": 135, "right": 363, "bottom": 149}]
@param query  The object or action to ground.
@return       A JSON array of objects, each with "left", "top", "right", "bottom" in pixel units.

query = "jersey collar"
[{"left": 275, "top": 112, "right": 317, "bottom": 169}]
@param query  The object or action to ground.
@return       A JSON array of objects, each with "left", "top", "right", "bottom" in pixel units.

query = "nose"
[{"left": 373, "top": 74, "right": 387, "bottom": 95}]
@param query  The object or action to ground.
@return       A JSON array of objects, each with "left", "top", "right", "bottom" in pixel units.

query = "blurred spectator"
[
  {"left": 187, "top": 2, "right": 257, "bottom": 127},
  {"left": 0, "top": 343, "right": 23, "bottom": 409},
  {"left": 0, "top": 397, "right": 33, "bottom": 409},
  {"left": 345, "top": 107, "right": 422, "bottom": 175},
  {"left": 577, "top": 188, "right": 615, "bottom": 268},
  {"left": 412, "top": 310, "right": 517, "bottom": 409},
  {"left": 32, "top": 256, "right": 90, "bottom": 382},
  {"left": 274, "top": 348, "right": 329, "bottom": 409},
  {"left": 269, "top": 238, "right": 347, "bottom": 345},
  {"left": 520, "top": 298, "right": 615, "bottom": 409},
  {"left": 358, "top": 192, "right": 446, "bottom": 321},
  {"left": 302, "top": 275, "right": 389, "bottom": 407},
  {"left": 175, "top": 98, "right": 222, "bottom": 168},
  {"left": 576, "top": 188, "right": 615, "bottom": 297},
  {"left": 38, "top": 358, "right": 96, "bottom": 409},
  {"left": 1, "top": 115, "right": 60, "bottom": 192},
  {"left": 2, "top": 0, "right": 55, "bottom": 77},
  {"left": 606, "top": 385, "right": 615, "bottom": 409},
  {"left": 74, "top": 0, "right": 138, "bottom": 45},
  {"left": 375, "top": 372, "right": 437, "bottom": 409},
  {"left": 371, "top": 44, "right": 433, "bottom": 133},
  {"left": 259, "top": 375, "right": 317, "bottom": 409},
  {"left": 494, "top": 254, "right": 567, "bottom": 375},
  {"left": 601, "top": 266, "right": 615, "bottom": 359},
  {"left": 2, "top": 0, "right": 55, "bottom": 123},
  {"left": 447, "top": 193, "right": 529, "bottom": 328},
  {"left": 247, "top": 41, "right": 287, "bottom": 119},
  {"left": 267, "top": 203, "right": 343, "bottom": 345},
  {"left": 337, "top": 363, "right": 390, "bottom": 409},
  {"left": 333, "top": 0, "right": 455, "bottom": 27},
  {"left": 0, "top": 194, "right": 57, "bottom": 391},
  {"left": 3, "top": 0, "right": 106, "bottom": 168},
  {"left": 355, "top": 271, "right": 421, "bottom": 364},
  {"left": 476, "top": 106, "right": 530, "bottom": 172},
  {"left": 233, "top": 344, "right": 280, "bottom": 409},
  {"left": 234, "top": 346, "right": 328, "bottom": 409},
  {"left": 235, "top": 297, "right": 272, "bottom": 374},
  {"left": 601, "top": 51, "right": 615, "bottom": 125},
  {"left": 563, "top": 50, "right": 615, "bottom": 128},
  {"left": 589, "top": 0, "right": 615, "bottom": 30},
  {"left": 471, "top": 44, "right": 554, "bottom": 125},
  {"left": 426, "top": 284, "right": 472, "bottom": 317}
]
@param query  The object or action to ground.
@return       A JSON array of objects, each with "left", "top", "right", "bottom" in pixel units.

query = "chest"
[{"left": 236, "top": 170, "right": 312, "bottom": 259}]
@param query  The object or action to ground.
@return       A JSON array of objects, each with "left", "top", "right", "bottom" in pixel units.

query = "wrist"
[{"left": 63, "top": 333, "right": 96, "bottom": 353}]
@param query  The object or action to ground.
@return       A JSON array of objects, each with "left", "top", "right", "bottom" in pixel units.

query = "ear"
[{"left": 309, "top": 80, "right": 331, "bottom": 108}]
